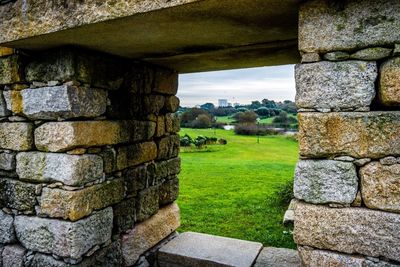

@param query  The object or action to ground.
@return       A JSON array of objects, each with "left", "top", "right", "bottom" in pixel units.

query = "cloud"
[{"left": 178, "top": 65, "right": 295, "bottom": 107}]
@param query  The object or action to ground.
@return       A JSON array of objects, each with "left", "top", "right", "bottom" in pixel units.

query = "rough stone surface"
[
  {"left": 157, "top": 135, "right": 180, "bottom": 160},
  {"left": 16, "top": 152, "right": 103, "bottom": 186},
  {"left": 15, "top": 208, "right": 113, "bottom": 259},
  {"left": 0, "top": 91, "right": 10, "bottom": 117},
  {"left": 0, "top": 152, "right": 15, "bottom": 171},
  {"left": 0, "top": 56, "right": 22, "bottom": 85},
  {"left": 380, "top": 156, "right": 397, "bottom": 165},
  {"left": 0, "top": 210, "right": 16, "bottom": 243},
  {"left": 295, "top": 61, "right": 377, "bottom": 110},
  {"left": 0, "top": 178, "right": 37, "bottom": 211},
  {"left": 3, "top": 90, "right": 22, "bottom": 114},
  {"left": 299, "top": 112, "right": 400, "bottom": 159},
  {"left": 40, "top": 179, "right": 125, "bottom": 221},
  {"left": 301, "top": 52, "right": 320, "bottom": 63},
  {"left": 113, "top": 198, "right": 136, "bottom": 235},
  {"left": 158, "top": 232, "right": 262, "bottom": 267},
  {"left": 155, "top": 116, "right": 165, "bottom": 138},
  {"left": 294, "top": 202, "right": 400, "bottom": 262},
  {"left": 159, "top": 177, "right": 179, "bottom": 206},
  {"left": 294, "top": 160, "right": 358, "bottom": 204},
  {"left": 164, "top": 96, "right": 180, "bottom": 113},
  {"left": 35, "top": 120, "right": 155, "bottom": 152},
  {"left": 20, "top": 85, "right": 107, "bottom": 120},
  {"left": 153, "top": 69, "right": 178, "bottom": 95},
  {"left": 254, "top": 247, "right": 300, "bottom": 267},
  {"left": 360, "top": 162, "right": 400, "bottom": 213},
  {"left": 2, "top": 244, "right": 26, "bottom": 267},
  {"left": 165, "top": 113, "right": 180, "bottom": 133},
  {"left": 136, "top": 186, "right": 160, "bottom": 222},
  {"left": 155, "top": 158, "right": 181, "bottom": 179},
  {"left": 122, "top": 203, "right": 180, "bottom": 266},
  {"left": 350, "top": 47, "right": 392, "bottom": 60},
  {"left": 379, "top": 57, "right": 400, "bottom": 106},
  {"left": 299, "top": 0, "right": 400, "bottom": 53},
  {"left": 283, "top": 209, "right": 294, "bottom": 226},
  {"left": 143, "top": 95, "right": 165, "bottom": 115},
  {"left": 298, "top": 246, "right": 365, "bottom": 267},
  {"left": 116, "top": 142, "right": 158, "bottom": 171},
  {"left": 0, "top": 122, "right": 33, "bottom": 151},
  {"left": 323, "top": 51, "right": 350, "bottom": 61}
]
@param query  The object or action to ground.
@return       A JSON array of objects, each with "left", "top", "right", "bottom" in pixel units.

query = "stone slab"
[
  {"left": 122, "top": 203, "right": 180, "bottom": 266},
  {"left": 0, "top": 178, "right": 38, "bottom": 212},
  {"left": 16, "top": 152, "right": 103, "bottom": 186},
  {"left": 158, "top": 232, "right": 263, "bottom": 267},
  {"left": 0, "top": 152, "right": 15, "bottom": 171},
  {"left": 0, "top": 122, "right": 33, "bottom": 151},
  {"left": 116, "top": 142, "right": 158, "bottom": 171},
  {"left": 294, "top": 202, "right": 400, "bottom": 262},
  {"left": 15, "top": 207, "right": 113, "bottom": 259},
  {"left": 2, "top": 244, "right": 25, "bottom": 267},
  {"left": 360, "top": 161, "right": 400, "bottom": 213},
  {"left": 20, "top": 85, "right": 107, "bottom": 120},
  {"left": 0, "top": 210, "right": 15, "bottom": 243},
  {"left": 299, "top": 112, "right": 400, "bottom": 159},
  {"left": 0, "top": 55, "right": 22, "bottom": 85},
  {"left": 298, "top": 246, "right": 365, "bottom": 267},
  {"left": 35, "top": 120, "right": 155, "bottom": 152},
  {"left": 254, "top": 247, "right": 300, "bottom": 267},
  {"left": 295, "top": 61, "right": 377, "bottom": 110},
  {"left": 379, "top": 57, "right": 400, "bottom": 106},
  {"left": 294, "top": 160, "right": 358, "bottom": 204},
  {"left": 299, "top": 0, "right": 400, "bottom": 53}
]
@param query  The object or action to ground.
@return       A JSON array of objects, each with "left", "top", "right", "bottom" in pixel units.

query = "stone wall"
[
  {"left": 295, "top": 0, "right": 400, "bottom": 266},
  {"left": 0, "top": 47, "right": 181, "bottom": 266}
]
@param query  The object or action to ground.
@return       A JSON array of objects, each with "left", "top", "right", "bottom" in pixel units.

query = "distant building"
[{"left": 218, "top": 99, "right": 228, "bottom": 107}]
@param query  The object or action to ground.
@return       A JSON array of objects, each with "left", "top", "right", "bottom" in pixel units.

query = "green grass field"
[
  {"left": 215, "top": 114, "right": 297, "bottom": 124},
  {"left": 178, "top": 128, "right": 299, "bottom": 248}
]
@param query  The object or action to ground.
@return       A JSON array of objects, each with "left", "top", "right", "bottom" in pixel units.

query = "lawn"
[
  {"left": 177, "top": 128, "right": 299, "bottom": 248},
  {"left": 215, "top": 114, "right": 297, "bottom": 125}
]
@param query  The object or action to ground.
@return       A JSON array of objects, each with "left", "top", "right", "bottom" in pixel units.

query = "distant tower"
[{"left": 218, "top": 99, "right": 228, "bottom": 107}]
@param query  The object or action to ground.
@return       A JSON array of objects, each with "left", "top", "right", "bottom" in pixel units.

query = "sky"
[{"left": 177, "top": 64, "right": 295, "bottom": 107}]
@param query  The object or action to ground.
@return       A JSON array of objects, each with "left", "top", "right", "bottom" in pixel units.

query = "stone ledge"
[
  {"left": 254, "top": 247, "right": 300, "bottom": 267},
  {"left": 158, "top": 232, "right": 263, "bottom": 267}
]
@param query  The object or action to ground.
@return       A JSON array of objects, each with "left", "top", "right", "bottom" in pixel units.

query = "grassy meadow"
[
  {"left": 215, "top": 114, "right": 297, "bottom": 124},
  {"left": 177, "top": 128, "right": 299, "bottom": 248}
]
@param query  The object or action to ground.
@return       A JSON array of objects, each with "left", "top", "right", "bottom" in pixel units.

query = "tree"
[
  {"left": 255, "top": 107, "right": 271, "bottom": 116},
  {"left": 236, "top": 111, "right": 258, "bottom": 124},
  {"left": 261, "top": 99, "right": 277, "bottom": 108},
  {"left": 200, "top": 103, "right": 215, "bottom": 110},
  {"left": 191, "top": 114, "right": 212, "bottom": 128},
  {"left": 250, "top": 101, "right": 262, "bottom": 109},
  {"left": 180, "top": 108, "right": 213, "bottom": 127}
]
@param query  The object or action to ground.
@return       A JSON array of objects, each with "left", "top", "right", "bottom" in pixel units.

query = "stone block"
[
  {"left": 124, "top": 164, "right": 151, "bottom": 196},
  {"left": 0, "top": 178, "right": 37, "bottom": 212},
  {"left": 143, "top": 95, "right": 165, "bottom": 115},
  {"left": 0, "top": 122, "right": 33, "bottom": 151},
  {"left": 116, "top": 142, "right": 158, "bottom": 171},
  {"left": 155, "top": 158, "right": 181, "bottom": 179},
  {"left": 20, "top": 85, "right": 107, "bottom": 120},
  {"left": 301, "top": 52, "right": 320, "bottom": 63},
  {"left": 323, "top": 51, "right": 350, "bottom": 61},
  {"left": 254, "top": 247, "right": 300, "bottom": 267},
  {"left": 155, "top": 115, "right": 166, "bottom": 137},
  {"left": 299, "top": 0, "right": 400, "bottom": 53},
  {"left": 0, "top": 152, "right": 15, "bottom": 171},
  {"left": 153, "top": 68, "right": 178, "bottom": 95},
  {"left": 0, "top": 47, "right": 14, "bottom": 57},
  {"left": 164, "top": 96, "right": 180, "bottom": 113},
  {"left": 113, "top": 198, "right": 136, "bottom": 234},
  {"left": 158, "top": 232, "right": 262, "bottom": 267},
  {"left": 35, "top": 120, "right": 155, "bottom": 152},
  {"left": 159, "top": 177, "right": 179, "bottom": 206},
  {"left": 25, "top": 49, "right": 126, "bottom": 90},
  {"left": 294, "top": 160, "right": 358, "bottom": 204},
  {"left": 360, "top": 162, "right": 400, "bottom": 213},
  {"left": 136, "top": 186, "right": 160, "bottom": 222},
  {"left": 40, "top": 179, "right": 125, "bottom": 221},
  {"left": 295, "top": 61, "right": 377, "bottom": 110},
  {"left": 165, "top": 113, "right": 180, "bottom": 133},
  {"left": 0, "top": 55, "right": 23, "bottom": 85},
  {"left": 294, "top": 202, "right": 400, "bottom": 262},
  {"left": 3, "top": 90, "right": 23, "bottom": 114},
  {"left": 298, "top": 246, "right": 365, "bottom": 267},
  {"left": 15, "top": 208, "right": 113, "bottom": 259},
  {"left": 379, "top": 57, "right": 400, "bottom": 106},
  {"left": 99, "top": 147, "right": 117, "bottom": 174},
  {"left": 2, "top": 244, "right": 25, "bottom": 267},
  {"left": 0, "top": 91, "right": 10, "bottom": 117},
  {"left": 157, "top": 135, "right": 180, "bottom": 160},
  {"left": 121, "top": 203, "right": 180, "bottom": 266},
  {"left": 16, "top": 152, "right": 103, "bottom": 186},
  {"left": 0, "top": 210, "right": 15, "bottom": 244},
  {"left": 299, "top": 112, "right": 400, "bottom": 159},
  {"left": 350, "top": 47, "right": 392, "bottom": 60}
]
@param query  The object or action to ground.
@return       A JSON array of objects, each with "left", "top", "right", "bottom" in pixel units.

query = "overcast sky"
[{"left": 177, "top": 64, "right": 295, "bottom": 107}]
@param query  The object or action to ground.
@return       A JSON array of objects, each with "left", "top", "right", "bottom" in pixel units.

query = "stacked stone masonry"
[
  {"left": 295, "top": 0, "right": 400, "bottom": 266},
  {"left": 0, "top": 47, "right": 181, "bottom": 266}
]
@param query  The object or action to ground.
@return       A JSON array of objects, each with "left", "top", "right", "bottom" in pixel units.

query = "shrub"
[
  {"left": 180, "top": 108, "right": 214, "bottom": 128},
  {"left": 180, "top": 134, "right": 193, "bottom": 147},
  {"left": 233, "top": 111, "right": 258, "bottom": 124},
  {"left": 234, "top": 124, "right": 281, "bottom": 136},
  {"left": 218, "top": 138, "right": 228, "bottom": 145},
  {"left": 191, "top": 114, "right": 212, "bottom": 128}
]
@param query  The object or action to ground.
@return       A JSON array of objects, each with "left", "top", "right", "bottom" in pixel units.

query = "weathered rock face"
[
  {"left": 0, "top": 56, "right": 22, "bottom": 84},
  {"left": 299, "top": 0, "right": 400, "bottom": 53},
  {"left": 116, "top": 142, "right": 158, "bottom": 171},
  {"left": 40, "top": 179, "right": 125, "bottom": 221},
  {"left": 0, "top": 178, "right": 38, "bottom": 211},
  {"left": 2, "top": 244, "right": 25, "bottom": 267},
  {"left": 379, "top": 57, "right": 400, "bottom": 106},
  {"left": 294, "top": 160, "right": 358, "bottom": 204},
  {"left": 159, "top": 177, "right": 179, "bottom": 206},
  {"left": 20, "top": 85, "right": 107, "bottom": 120},
  {"left": 298, "top": 246, "right": 365, "bottom": 267},
  {"left": 15, "top": 208, "right": 113, "bottom": 259},
  {"left": 35, "top": 120, "right": 155, "bottom": 152},
  {"left": 294, "top": 202, "right": 400, "bottom": 262},
  {"left": 350, "top": 47, "right": 392, "bottom": 61},
  {"left": 0, "top": 91, "right": 10, "bottom": 117},
  {"left": 121, "top": 203, "right": 180, "bottom": 266},
  {"left": 295, "top": 61, "right": 377, "bottom": 110},
  {"left": 299, "top": 112, "right": 400, "bottom": 159},
  {"left": 113, "top": 198, "right": 136, "bottom": 235},
  {"left": 0, "top": 152, "right": 15, "bottom": 171},
  {"left": 360, "top": 162, "right": 400, "bottom": 213},
  {"left": 0, "top": 210, "right": 15, "bottom": 244},
  {"left": 157, "top": 135, "right": 180, "bottom": 160},
  {"left": 136, "top": 186, "right": 160, "bottom": 222},
  {"left": 16, "top": 152, "right": 103, "bottom": 186},
  {"left": 254, "top": 247, "right": 300, "bottom": 267},
  {"left": 0, "top": 122, "right": 33, "bottom": 151}
]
